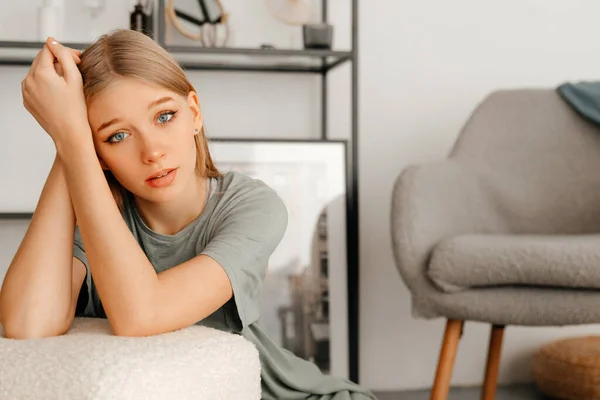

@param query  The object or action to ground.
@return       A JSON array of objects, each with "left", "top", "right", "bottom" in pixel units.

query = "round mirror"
[{"left": 166, "top": 0, "right": 230, "bottom": 47}]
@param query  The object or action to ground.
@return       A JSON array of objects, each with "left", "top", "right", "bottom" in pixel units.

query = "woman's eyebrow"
[
  {"left": 97, "top": 117, "right": 122, "bottom": 133},
  {"left": 148, "top": 96, "right": 175, "bottom": 110}
]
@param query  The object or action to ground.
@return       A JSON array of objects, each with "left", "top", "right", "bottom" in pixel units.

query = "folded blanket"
[
  {"left": 0, "top": 318, "right": 261, "bottom": 400},
  {"left": 557, "top": 81, "right": 600, "bottom": 125}
]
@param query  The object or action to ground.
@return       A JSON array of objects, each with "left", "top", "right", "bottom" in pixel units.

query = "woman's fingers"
[
  {"left": 53, "top": 61, "right": 64, "bottom": 77},
  {"left": 30, "top": 49, "right": 42, "bottom": 71},
  {"left": 30, "top": 44, "right": 55, "bottom": 77},
  {"left": 55, "top": 50, "right": 82, "bottom": 75},
  {"left": 28, "top": 41, "right": 81, "bottom": 80},
  {"left": 70, "top": 48, "right": 82, "bottom": 64},
  {"left": 23, "top": 45, "right": 52, "bottom": 100},
  {"left": 44, "top": 37, "right": 81, "bottom": 84}
]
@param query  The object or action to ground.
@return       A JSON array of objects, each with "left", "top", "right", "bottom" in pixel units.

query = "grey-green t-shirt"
[{"left": 73, "top": 171, "right": 376, "bottom": 400}]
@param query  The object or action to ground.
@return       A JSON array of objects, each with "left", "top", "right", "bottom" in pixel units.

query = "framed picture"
[{"left": 208, "top": 138, "right": 350, "bottom": 379}]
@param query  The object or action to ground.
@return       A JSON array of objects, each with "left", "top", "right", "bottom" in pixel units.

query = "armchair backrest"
[{"left": 450, "top": 89, "right": 600, "bottom": 234}]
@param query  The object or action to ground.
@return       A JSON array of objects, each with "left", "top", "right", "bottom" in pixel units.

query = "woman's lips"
[
  {"left": 146, "top": 168, "right": 175, "bottom": 180},
  {"left": 146, "top": 168, "right": 177, "bottom": 188}
]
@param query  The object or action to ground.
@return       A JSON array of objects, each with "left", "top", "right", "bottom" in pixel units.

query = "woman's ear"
[{"left": 187, "top": 91, "right": 203, "bottom": 131}]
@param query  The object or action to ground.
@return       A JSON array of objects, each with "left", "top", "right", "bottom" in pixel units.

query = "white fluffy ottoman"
[{"left": 0, "top": 317, "right": 261, "bottom": 400}]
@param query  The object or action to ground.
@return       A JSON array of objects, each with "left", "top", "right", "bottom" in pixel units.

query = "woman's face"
[{"left": 87, "top": 77, "right": 201, "bottom": 204}]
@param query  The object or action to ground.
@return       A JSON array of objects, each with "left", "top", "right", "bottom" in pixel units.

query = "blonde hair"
[{"left": 78, "top": 29, "right": 221, "bottom": 208}]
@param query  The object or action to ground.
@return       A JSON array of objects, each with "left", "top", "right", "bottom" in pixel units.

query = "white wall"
[{"left": 3, "top": 0, "right": 600, "bottom": 393}]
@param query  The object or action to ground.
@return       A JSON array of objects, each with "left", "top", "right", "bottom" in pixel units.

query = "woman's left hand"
[{"left": 22, "top": 37, "right": 91, "bottom": 149}]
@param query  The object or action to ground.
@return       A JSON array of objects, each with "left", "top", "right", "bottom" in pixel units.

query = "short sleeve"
[
  {"left": 200, "top": 181, "right": 288, "bottom": 332},
  {"left": 73, "top": 226, "right": 96, "bottom": 317}
]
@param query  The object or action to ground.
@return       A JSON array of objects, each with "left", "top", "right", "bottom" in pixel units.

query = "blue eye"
[
  {"left": 107, "top": 132, "right": 129, "bottom": 143},
  {"left": 157, "top": 112, "right": 175, "bottom": 124}
]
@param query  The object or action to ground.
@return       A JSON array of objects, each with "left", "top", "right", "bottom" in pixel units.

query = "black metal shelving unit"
[{"left": 0, "top": 0, "right": 360, "bottom": 384}]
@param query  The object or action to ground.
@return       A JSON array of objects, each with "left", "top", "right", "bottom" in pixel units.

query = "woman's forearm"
[
  {"left": 57, "top": 136, "right": 160, "bottom": 335},
  {"left": 0, "top": 157, "right": 77, "bottom": 338}
]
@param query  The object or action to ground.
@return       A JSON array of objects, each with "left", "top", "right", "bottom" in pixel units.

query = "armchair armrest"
[{"left": 391, "top": 160, "right": 505, "bottom": 301}]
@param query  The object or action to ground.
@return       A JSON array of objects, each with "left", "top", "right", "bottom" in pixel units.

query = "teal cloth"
[
  {"left": 73, "top": 171, "right": 377, "bottom": 400},
  {"left": 557, "top": 81, "right": 600, "bottom": 125}
]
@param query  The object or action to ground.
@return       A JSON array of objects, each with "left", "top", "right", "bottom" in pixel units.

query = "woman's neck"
[{"left": 133, "top": 173, "right": 208, "bottom": 236}]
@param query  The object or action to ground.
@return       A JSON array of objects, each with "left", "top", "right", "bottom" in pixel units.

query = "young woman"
[{"left": 0, "top": 30, "right": 377, "bottom": 399}]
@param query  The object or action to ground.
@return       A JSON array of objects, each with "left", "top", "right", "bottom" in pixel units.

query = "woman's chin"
[
  {"left": 139, "top": 186, "right": 183, "bottom": 204},
  {"left": 124, "top": 167, "right": 198, "bottom": 205}
]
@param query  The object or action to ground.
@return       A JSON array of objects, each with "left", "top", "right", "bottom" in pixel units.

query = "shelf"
[
  {"left": 0, "top": 213, "right": 33, "bottom": 220},
  {"left": 0, "top": 41, "right": 352, "bottom": 73}
]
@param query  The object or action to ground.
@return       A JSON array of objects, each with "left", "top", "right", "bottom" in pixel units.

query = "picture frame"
[{"left": 208, "top": 138, "right": 351, "bottom": 379}]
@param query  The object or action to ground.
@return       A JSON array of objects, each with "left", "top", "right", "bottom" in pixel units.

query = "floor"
[{"left": 373, "top": 384, "right": 549, "bottom": 400}]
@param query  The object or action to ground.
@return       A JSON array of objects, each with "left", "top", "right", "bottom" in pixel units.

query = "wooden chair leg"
[
  {"left": 481, "top": 325, "right": 505, "bottom": 400},
  {"left": 430, "top": 319, "right": 464, "bottom": 400}
]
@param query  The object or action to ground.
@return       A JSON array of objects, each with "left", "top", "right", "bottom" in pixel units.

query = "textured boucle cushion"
[
  {"left": 533, "top": 336, "right": 600, "bottom": 399},
  {"left": 0, "top": 317, "right": 261, "bottom": 400},
  {"left": 428, "top": 234, "right": 600, "bottom": 293}
]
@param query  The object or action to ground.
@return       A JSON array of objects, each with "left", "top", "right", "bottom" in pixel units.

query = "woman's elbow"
[
  {"left": 111, "top": 322, "right": 156, "bottom": 337},
  {"left": 109, "top": 312, "right": 155, "bottom": 337},
  {"left": 1, "top": 315, "right": 70, "bottom": 339},
  {"left": 2, "top": 325, "right": 66, "bottom": 340},
  {"left": 110, "top": 312, "right": 177, "bottom": 338}
]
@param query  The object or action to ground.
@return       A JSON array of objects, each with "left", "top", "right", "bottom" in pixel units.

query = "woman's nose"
[{"left": 140, "top": 136, "right": 166, "bottom": 164}]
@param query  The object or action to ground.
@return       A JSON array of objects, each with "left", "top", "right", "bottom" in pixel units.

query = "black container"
[
  {"left": 130, "top": 3, "right": 153, "bottom": 37},
  {"left": 302, "top": 23, "right": 333, "bottom": 49}
]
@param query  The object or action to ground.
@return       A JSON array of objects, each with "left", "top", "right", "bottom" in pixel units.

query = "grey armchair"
[{"left": 391, "top": 88, "right": 600, "bottom": 400}]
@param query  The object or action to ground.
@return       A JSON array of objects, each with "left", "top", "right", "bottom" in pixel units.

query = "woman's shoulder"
[
  {"left": 215, "top": 170, "right": 279, "bottom": 200},
  {"left": 207, "top": 169, "right": 288, "bottom": 243},
  {"left": 211, "top": 170, "right": 287, "bottom": 216}
]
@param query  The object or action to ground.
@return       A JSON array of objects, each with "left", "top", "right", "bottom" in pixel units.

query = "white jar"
[{"left": 38, "top": 0, "right": 64, "bottom": 41}]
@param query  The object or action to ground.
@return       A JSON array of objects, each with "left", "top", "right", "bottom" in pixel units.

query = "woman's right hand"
[{"left": 21, "top": 37, "right": 90, "bottom": 148}]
